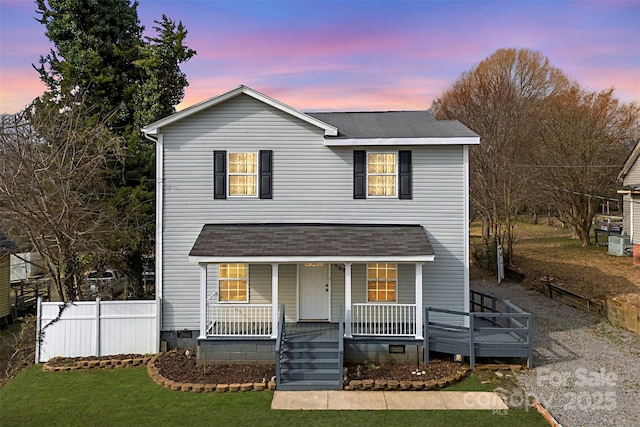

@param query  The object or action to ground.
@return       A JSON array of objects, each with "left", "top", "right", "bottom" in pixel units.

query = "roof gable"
[
  {"left": 142, "top": 85, "right": 338, "bottom": 137},
  {"left": 618, "top": 139, "right": 640, "bottom": 184}
]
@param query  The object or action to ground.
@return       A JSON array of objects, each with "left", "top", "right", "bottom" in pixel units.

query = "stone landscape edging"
[
  {"left": 146, "top": 352, "right": 471, "bottom": 393},
  {"left": 42, "top": 353, "right": 473, "bottom": 393},
  {"left": 42, "top": 355, "right": 152, "bottom": 372}
]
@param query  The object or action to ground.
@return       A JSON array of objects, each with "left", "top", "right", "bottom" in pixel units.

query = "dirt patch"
[
  {"left": 0, "top": 318, "right": 36, "bottom": 387},
  {"left": 470, "top": 222, "right": 640, "bottom": 307},
  {"left": 153, "top": 348, "right": 463, "bottom": 385}
]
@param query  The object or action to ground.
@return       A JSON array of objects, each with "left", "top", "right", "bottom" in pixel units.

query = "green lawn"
[{"left": 0, "top": 366, "right": 547, "bottom": 426}]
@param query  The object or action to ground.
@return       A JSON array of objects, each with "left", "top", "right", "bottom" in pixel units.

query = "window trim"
[
  {"left": 227, "top": 152, "right": 259, "bottom": 198},
  {"left": 218, "top": 263, "right": 249, "bottom": 303},
  {"left": 366, "top": 151, "right": 398, "bottom": 198},
  {"left": 366, "top": 263, "right": 398, "bottom": 303}
]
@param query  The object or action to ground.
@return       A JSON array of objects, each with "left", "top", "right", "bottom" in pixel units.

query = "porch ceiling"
[{"left": 188, "top": 223, "right": 435, "bottom": 263}]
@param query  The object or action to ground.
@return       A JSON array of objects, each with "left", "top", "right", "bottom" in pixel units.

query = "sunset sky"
[{"left": 1, "top": 0, "right": 639, "bottom": 115}]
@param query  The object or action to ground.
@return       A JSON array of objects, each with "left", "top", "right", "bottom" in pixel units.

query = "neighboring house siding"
[
  {"left": 633, "top": 195, "right": 640, "bottom": 245},
  {"left": 624, "top": 160, "right": 640, "bottom": 187},
  {"left": 161, "top": 94, "right": 467, "bottom": 330},
  {"left": 622, "top": 194, "right": 631, "bottom": 238},
  {"left": 0, "top": 255, "right": 10, "bottom": 318}
]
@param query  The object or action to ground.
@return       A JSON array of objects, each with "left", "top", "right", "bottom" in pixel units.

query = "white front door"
[{"left": 299, "top": 264, "right": 330, "bottom": 321}]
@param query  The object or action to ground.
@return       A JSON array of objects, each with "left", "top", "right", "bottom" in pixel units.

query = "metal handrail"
[
  {"left": 274, "top": 304, "right": 286, "bottom": 388},
  {"left": 338, "top": 305, "right": 344, "bottom": 388}
]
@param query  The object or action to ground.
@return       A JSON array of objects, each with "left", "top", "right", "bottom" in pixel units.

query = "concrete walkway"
[{"left": 271, "top": 391, "right": 508, "bottom": 411}]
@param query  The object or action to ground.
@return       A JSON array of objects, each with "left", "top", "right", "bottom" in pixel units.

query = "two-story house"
[{"left": 142, "top": 85, "right": 480, "bottom": 390}]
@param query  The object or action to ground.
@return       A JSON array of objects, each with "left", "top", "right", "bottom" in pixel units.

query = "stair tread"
[
  {"left": 283, "top": 368, "right": 338, "bottom": 375},
  {"left": 282, "top": 358, "right": 338, "bottom": 363}
]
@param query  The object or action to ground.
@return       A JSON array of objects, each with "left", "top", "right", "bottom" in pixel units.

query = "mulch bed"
[
  {"left": 344, "top": 359, "right": 462, "bottom": 382},
  {"left": 154, "top": 348, "right": 463, "bottom": 384}
]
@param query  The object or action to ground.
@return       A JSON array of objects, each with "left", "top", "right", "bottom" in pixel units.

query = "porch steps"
[{"left": 277, "top": 326, "right": 342, "bottom": 391}]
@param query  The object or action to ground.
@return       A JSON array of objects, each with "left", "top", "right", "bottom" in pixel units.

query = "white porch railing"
[
  {"left": 207, "top": 296, "right": 272, "bottom": 337},
  {"left": 351, "top": 303, "right": 417, "bottom": 336}
]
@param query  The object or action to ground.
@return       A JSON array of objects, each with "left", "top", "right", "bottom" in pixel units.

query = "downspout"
[
  {"left": 142, "top": 130, "right": 162, "bottom": 301},
  {"left": 143, "top": 130, "right": 162, "bottom": 352}
]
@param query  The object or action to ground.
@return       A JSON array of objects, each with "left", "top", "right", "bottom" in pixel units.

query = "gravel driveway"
[{"left": 471, "top": 279, "right": 640, "bottom": 427}]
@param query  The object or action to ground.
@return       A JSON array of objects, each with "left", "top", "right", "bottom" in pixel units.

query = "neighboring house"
[
  {"left": 0, "top": 233, "right": 18, "bottom": 326},
  {"left": 142, "top": 85, "right": 480, "bottom": 388},
  {"left": 618, "top": 139, "right": 640, "bottom": 263}
]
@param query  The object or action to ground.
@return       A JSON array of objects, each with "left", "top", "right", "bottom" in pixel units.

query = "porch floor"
[{"left": 285, "top": 322, "right": 339, "bottom": 342}]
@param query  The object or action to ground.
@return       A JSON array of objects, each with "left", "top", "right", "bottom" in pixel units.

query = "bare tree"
[
  {"left": 0, "top": 99, "right": 124, "bottom": 301},
  {"left": 533, "top": 86, "right": 640, "bottom": 245},
  {"left": 432, "top": 48, "right": 568, "bottom": 265}
]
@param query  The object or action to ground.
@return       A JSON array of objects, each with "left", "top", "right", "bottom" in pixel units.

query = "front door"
[{"left": 299, "top": 264, "right": 330, "bottom": 321}]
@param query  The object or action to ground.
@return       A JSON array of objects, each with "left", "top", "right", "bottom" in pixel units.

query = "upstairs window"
[
  {"left": 354, "top": 150, "right": 411, "bottom": 200},
  {"left": 214, "top": 150, "right": 272, "bottom": 199},
  {"left": 228, "top": 152, "right": 258, "bottom": 196},
  {"left": 367, "top": 153, "right": 397, "bottom": 197},
  {"left": 219, "top": 263, "right": 248, "bottom": 302},
  {"left": 367, "top": 263, "right": 397, "bottom": 302}
]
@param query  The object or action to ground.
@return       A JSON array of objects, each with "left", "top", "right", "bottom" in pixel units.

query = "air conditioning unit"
[{"left": 608, "top": 235, "right": 632, "bottom": 256}]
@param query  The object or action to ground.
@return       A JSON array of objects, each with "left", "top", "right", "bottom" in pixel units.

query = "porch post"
[
  {"left": 344, "top": 263, "right": 352, "bottom": 338},
  {"left": 199, "top": 263, "right": 207, "bottom": 339},
  {"left": 271, "top": 263, "right": 279, "bottom": 338},
  {"left": 415, "top": 263, "right": 424, "bottom": 340}
]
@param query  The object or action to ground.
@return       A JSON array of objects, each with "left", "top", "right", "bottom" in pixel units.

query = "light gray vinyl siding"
[
  {"left": 631, "top": 195, "right": 640, "bottom": 245},
  {"left": 160, "top": 94, "right": 467, "bottom": 330},
  {"left": 622, "top": 194, "right": 640, "bottom": 245},
  {"left": 278, "top": 264, "right": 297, "bottom": 323},
  {"left": 623, "top": 194, "right": 631, "bottom": 238},
  {"left": 330, "top": 266, "right": 345, "bottom": 321},
  {"left": 624, "top": 160, "right": 640, "bottom": 187}
]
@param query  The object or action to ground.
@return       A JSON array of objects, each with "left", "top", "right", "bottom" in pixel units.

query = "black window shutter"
[
  {"left": 353, "top": 150, "right": 366, "bottom": 199},
  {"left": 213, "top": 150, "right": 227, "bottom": 199},
  {"left": 259, "top": 150, "right": 273, "bottom": 199},
  {"left": 399, "top": 150, "right": 412, "bottom": 200}
]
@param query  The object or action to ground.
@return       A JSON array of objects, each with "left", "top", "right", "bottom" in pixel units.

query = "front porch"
[
  {"left": 189, "top": 224, "right": 436, "bottom": 342},
  {"left": 203, "top": 300, "right": 421, "bottom": 339}
]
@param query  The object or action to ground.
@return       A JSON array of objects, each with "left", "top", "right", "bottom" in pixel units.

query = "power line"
[{"left": 510, "top": 164, "right": 623, "bottom": 168}]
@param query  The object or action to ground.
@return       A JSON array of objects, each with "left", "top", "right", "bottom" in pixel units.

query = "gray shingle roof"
[
  {"left": 189, "top": 224, "right": 434, "bottom": 259},
  {"left": 0, "top": 233, "right": 18, "bottom": 256},
  {"left": 307, "top": 111, "right": 478, "bottom": 139}
]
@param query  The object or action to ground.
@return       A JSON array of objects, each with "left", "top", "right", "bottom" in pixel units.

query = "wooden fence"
[
  {"left": 546, "top": 283, "right": 605, "bottom": 315},
  {"left": 605, "top": 298, "right": 640, "bottom": 335},
  {"left": 547, "top": 284, "right": 640, "bottom": 335},
  {"left": 36, "top": 297, "right": 160, "bottom": 363}
]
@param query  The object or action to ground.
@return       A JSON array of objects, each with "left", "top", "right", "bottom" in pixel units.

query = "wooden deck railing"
[
  {"left": 351, "top": 303, "right": 416, "bottom": 336},
  {"left": 424, "top": 292, "right": 533, "bottom": 368},
  {"left": 206, "top": 297, "right": 272, "bottom": 336}
]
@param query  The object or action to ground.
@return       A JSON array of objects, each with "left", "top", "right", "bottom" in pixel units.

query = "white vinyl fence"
[{"left": 36, "top": 297, "right": 160, "bottom": 363}]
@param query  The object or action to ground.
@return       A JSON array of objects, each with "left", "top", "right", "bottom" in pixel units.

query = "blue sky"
[{"left": 1, "top": 0, "right": 638, "bottom": 114}]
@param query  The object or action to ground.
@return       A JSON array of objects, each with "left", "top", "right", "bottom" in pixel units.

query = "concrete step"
[{"left": 277, "top": 379, "right": 342, "bottom": 391}]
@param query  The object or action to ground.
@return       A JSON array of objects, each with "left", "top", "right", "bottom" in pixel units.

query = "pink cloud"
[{"left": 0, "top": 70, "right": 46, "bottom": 114}]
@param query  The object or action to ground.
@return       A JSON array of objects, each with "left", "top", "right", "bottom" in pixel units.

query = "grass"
[
  {"left": 0, "top": 366, "right": 547, "bottom": 427},
  {"left": 470, "top": 218, "right": 640, "bottom": 306}
]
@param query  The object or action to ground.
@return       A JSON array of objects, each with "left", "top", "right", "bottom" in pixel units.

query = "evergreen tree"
[{"left": 33, "top": 0, "right": 196, "bottom": 297}]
